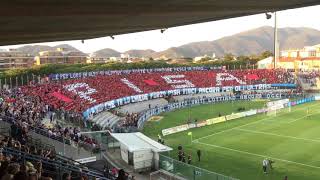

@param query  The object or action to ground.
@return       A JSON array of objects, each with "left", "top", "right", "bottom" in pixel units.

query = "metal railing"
[
  {"left": 3, "top": 147, "right": 111, "bottom": 180},
  {"left": 159, "top": 154, "right": 239, "bottom": 180}
]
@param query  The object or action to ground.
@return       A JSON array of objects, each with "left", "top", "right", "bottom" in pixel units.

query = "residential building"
[
  {"left": 35, "top": 48, "right": 87, "bottom": 65},
  {"left": 258, "top": 44, "right": 320, "bottom": 70},
  {"left": 0, "top": 49, "right": 34, "bottom": 69},
  {"left": 87, "top": 57, "right": 112, "bottom": 64}
]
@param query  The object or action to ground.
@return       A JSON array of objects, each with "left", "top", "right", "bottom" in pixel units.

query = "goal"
[{"left": 267, "top": 105, "right": 278, "bottom": 116}]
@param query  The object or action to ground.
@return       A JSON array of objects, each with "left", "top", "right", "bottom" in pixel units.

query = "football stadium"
[
  {"left": 1, "top": 1, "right": 320, "bottom": 180},
  {"left": 1, "top": 67, "right": 319, "bottom": 180}
]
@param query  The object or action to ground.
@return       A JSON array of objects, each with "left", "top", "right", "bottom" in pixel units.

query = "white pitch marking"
[
  {"left": 235, "top": 128, "right": 320, "bottom": 143},
  {"left": 193, "top": 102, "right": 319, "bottom": 142},
  {"left": 195, "top": 141, "right": 320, "bottom": 169},
  {"left": 287, "top": 111, "right": 320, "bottom": 124}
]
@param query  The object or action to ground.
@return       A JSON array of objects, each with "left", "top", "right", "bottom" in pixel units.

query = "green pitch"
[{"left": 143, "top": 100, "right": 320, "bottom": 180}]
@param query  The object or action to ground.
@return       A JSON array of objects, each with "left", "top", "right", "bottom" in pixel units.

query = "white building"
[
  {"left": 193, "top": 54, "right": 216, "bottom": 62},
  {"left": 281, "top": 44, "right": 320, "bottom": 58},
  {"left": 120, "top": 53, "right": 130, "bottom": 59}
]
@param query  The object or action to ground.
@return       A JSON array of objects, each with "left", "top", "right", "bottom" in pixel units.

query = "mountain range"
[
  {"left": 16, "top": 44, "right": 82, "bottom": 55},
  {"left": 12, "top": 26, "right": 320, "bottom": 58}
]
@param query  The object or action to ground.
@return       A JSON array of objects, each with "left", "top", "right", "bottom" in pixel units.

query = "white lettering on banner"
[
  {"left": 216, "top": 73, "right": 246, "bottom": 86},
  {"left": 64, "top": 83, "right": 97, "bottom": 104},
  {"left": 267, "top": 99, "right": 289, "bottom": 107},
  {"left": 162, "top": 75, "right": 195, "bottom": 89},
  {"left": 234, "top": 86, "right": 241, "bottom": 91},
  {"left": 121, "top": 78, "right": 143, "bottom": 93},
  {"left": 162, "top": 124, "right": 189, "bottom": 136},
  {"left": 266, "top": 94, "right": 281, "bottom": 99}
]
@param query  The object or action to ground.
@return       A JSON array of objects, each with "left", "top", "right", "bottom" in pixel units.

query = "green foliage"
[
  {"left": 260, "top": 50, "right": 273, "bottom": 59},
  {"left": 224, "top": 53, "right": 235, "bottom": 61},
  {"left": 0, "top": 51, "right": 270, "bottom": 79}
]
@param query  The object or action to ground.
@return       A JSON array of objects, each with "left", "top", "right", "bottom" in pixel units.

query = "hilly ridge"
[
  {"left": 152, "top": 26, "right": 320, "bottom": 58},
  {"left": 17, "top": 44, "right": 81, "bottom": 55},
  {"left": 13, "top": 26, "right": 320, "bottom": 58}
]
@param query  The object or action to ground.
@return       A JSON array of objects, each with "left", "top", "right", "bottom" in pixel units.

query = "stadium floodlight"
[
  {"left": 265, "top": 13, "right": 272, "bottom": 19},
  {"left": 160, "top": 28, "right": 167, "bottom": 33},
  {"left": 110, "top": 35, "right": 115, "bottom": 40},
  {"left": 265, "top": 12, "right": 278, "bottom": 69}
]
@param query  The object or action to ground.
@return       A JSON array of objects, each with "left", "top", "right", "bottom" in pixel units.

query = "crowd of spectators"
[
  {"left": 298, "top": 71, "right": 320, "bottom": 87},
  {"left": 21, "top": 69, "right": 295, "bottom": 116},
  {"left": 0, "top": 131, "right": 67, "bottom": 180},
  {"left": 0, "top": 88, "right": 99, "bottom": 152},
  {"left": 0, "top": 120, "right": 133, "bottom": 180},
  {"left": 0, "top": 130, "right": 111, "bottom": 180},
  {"left": 0, "top": 68, "right": 302, "bottom": 180},
  {"left": 0, "top": 69, "right": 298, "bottom": 134},
  {"left": 119, "top": 113, "right": 139, "bottom": 127}
]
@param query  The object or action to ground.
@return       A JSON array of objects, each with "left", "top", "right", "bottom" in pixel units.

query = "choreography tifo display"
[{"left": 21, "top": 69, "right": 295, "bottom": 119}]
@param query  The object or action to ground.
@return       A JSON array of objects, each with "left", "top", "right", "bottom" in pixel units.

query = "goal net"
[
  {"left": 267, "top": 105, "right": 278, "bottom": 116},
  {"left": 266, "top": 99, "right": 290, "bottom": 117}
]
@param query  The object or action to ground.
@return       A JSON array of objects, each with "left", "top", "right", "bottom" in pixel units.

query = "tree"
[
  {"left": 224, "top": 53, "right": 235, "bottom": 61},
  {"left": 236, "top": 55, "right": 249, "bottom": 62},
  {"left": 260, "top": 51, "right": 273, "bottom": 59}
]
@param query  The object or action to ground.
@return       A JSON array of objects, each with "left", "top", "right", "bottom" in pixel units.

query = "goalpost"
[
  {"left": 266, "top": 99, "right": 290, "bottom": 117},
  {"left": 267, "top": 105, "right": 279, "bottom": 117}
]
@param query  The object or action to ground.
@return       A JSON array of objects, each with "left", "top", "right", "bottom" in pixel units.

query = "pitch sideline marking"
[
  {"left": 287, "top": 110, "right": 320, "bottom": 124},
  {"left": 235, "top": 128, "right": 320, "bottom": 143},
  {"left": 193, "top": 102, "right": 319, "bottom": 142},
  {"left": 195, "top": 141, "right": 320, "bottom": 169}
]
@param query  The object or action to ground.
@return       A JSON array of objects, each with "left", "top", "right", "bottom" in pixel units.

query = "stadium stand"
[
  {"left": 116, "top": 98, "right": 169, "bottom": 114},
  {"left": 21, "top": 69, "right": 295, "bottom": 115},
  {"left": 92, "top": 111, "right": 122, "bottom": 130},
  {"left": 172, "top": 92, "right": 233, "bottom": 102},
  {"left": 298, "top": 71, "right": 320, "bottom": 90},
  {"left": 0, "top": 69, "right": 297, "bottom": 133},
  {"left": 0, "top": 87, "right": 101, "bottom": 153},
  {"left": 0, "top": 68, "right": 300, "bottom": 179},
  {"left": 0, "top": 131, "right": 114, "bottom": 180}
]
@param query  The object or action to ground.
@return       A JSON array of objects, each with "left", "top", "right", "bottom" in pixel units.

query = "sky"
[{"left": 1, "top": 5, "right": 320, "bottom": 54}]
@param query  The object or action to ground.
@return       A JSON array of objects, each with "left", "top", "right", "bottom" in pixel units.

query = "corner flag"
[{"left": 188, "top": 132, "right": 193, "bottom": 143}]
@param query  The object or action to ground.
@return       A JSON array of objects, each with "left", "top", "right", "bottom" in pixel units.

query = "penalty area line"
[
  {"left": 194, "top": 141, "right": 320, "bottom": 169},
  {"left": 235, "top": 128, "right": 320, "bottom": 143}
]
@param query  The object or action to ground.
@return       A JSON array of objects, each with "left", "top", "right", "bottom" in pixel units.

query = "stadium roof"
[
  {"left": 111, "top": 132, "right": 172, "bottom": 152},
  {"left": 1, "top": 0, "right": 320, "bottom": 46}
]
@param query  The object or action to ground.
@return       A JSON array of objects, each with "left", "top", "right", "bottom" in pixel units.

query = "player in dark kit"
[
  {"left": 188, "top": 154, "right": 192, "bottom": 164},
  {"left": 178, "top": 150, "right": 182, "bottom": 161},
  {"left": 182, "top": 152, "right": 186, "bottom": 163},
  {"left": 197, "top": 150, "right": 201, "bottom": 162},
  {"left": 268, "top": 159, "right": 275, "bottom": 169}
]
